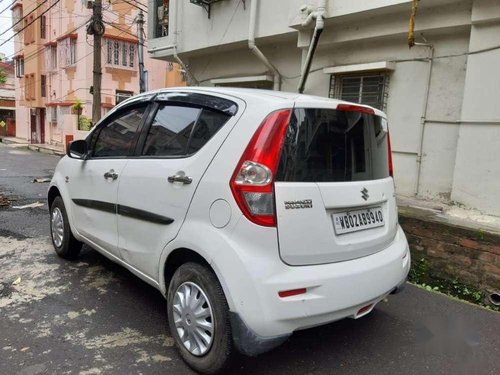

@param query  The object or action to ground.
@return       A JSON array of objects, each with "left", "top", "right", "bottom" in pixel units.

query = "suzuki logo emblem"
[{"left": 361, "top": 188, "right": 369, "bottom": 201}]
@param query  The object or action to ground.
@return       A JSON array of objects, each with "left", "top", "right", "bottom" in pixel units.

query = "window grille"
[
  {"left": 105, "top": 39, "right": 136, "bottom": 68},
  {"left": 329, "top": 72, "right": 390, "bottom": 111}
]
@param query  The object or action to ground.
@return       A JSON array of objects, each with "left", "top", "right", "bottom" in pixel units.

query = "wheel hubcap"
[
  {"left": 173, "top": 282, "right": 214, "bottom": 356},
  {"left": 51, "top": 207, "right": 64, "bottom": 248}
]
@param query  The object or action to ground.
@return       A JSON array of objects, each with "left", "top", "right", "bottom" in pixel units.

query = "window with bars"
[
  {"left": 15, "top": 58, "right": 24, "bottom": 78},
  {"left": 59, "top": 37, "right": 77, "bottom": 67},
  {"left": 49, "top": 106, "right": 69, "bottom": 127},
  {"left": 116, "top": 90, "right": 134, "bottom": 105},
  {"left": 155, "top": 0, "right": 170, "bottom": 38},
  {"left": 49, "top": 106, "right": 57, "bottom": 124},
  {"left": 41, "top": 75, "right": 46, "bottom": 97},
  {"left": 47, "top": 45, "right": 57, "bottom": 70},
  {"left": 105, "top": 39, "right": 136, "bottom": 69},
  {"left": 40, "top": 15, "right": 46, "bottom": 39},
  {"left": 329, "top": 73, "right": 389, "bottom": 111}
]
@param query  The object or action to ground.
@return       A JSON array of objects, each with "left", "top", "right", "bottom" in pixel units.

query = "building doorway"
[{"left": 30, "top": 108, "right": 45, "bottom": 144}]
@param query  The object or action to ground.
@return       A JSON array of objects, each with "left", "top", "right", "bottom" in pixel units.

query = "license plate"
[{"left": 332, "top": 207, "right": 384, "bottom": 235}]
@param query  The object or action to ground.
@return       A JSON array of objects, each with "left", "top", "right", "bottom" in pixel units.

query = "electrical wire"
[
  {"left": 102, "top": 19, "right": 146, "bottom": 47},
  {"left": 13, "top": 27, "right": 139, "bottom": 104},
  {"left": 0, "top": 0, "right": 16, "bottom": 16},
  {"left": 4, "top": 19, "right": 90, "bottom": 64},
  {"left": 0, "top": 0, "right": 61, "bottom": 47},
  {"left": 0, "top": 0, "right": 48, "bottom": 38},
  {"left": 111, "top": 0, "right": 147, "bottom": 14}
]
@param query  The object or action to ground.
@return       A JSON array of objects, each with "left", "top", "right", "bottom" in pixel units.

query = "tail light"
[{"left": 230, "top": 109, "right": 292, "bottom": 227}]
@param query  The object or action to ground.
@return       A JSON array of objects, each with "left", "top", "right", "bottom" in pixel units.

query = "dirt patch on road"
[
  {"left": 0, "top": 236, "right": 176, "bottom": 374},
  {"left": 0, "top": 237, "right": 68, "bottom": 308},
  {"left": 0, "top": 192, "right": 11, "bottom": 208}
]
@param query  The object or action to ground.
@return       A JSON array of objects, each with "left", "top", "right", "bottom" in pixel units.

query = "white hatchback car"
[{"left": 49, "top": 88, "right": 410, "bottom": 374}]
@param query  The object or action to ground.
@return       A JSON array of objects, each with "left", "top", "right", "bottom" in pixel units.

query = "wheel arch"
[
  {"left": 47, "top": 183, "right": 81, "bottom": 241},
  {"left": 160, "top": 247, "right": 235, "bottom": 311},
  {"left": 48, "top": 185, "right": 61, "bottom": 209}
]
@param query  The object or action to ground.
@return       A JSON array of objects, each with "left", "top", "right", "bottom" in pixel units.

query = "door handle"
[
  {"left": 104, "top": 169, "right": 118, "bottom": 180},
  {"left": 168, "top": 174, "right": 192, "bottom": 185}
]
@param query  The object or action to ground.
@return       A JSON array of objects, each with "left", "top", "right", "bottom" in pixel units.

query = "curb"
[
  {"left": 27, "top": 144, "right": 65, "bottom": 157},
  {"left": 0, "top": 138, "right": 29, "bottom": 146}
]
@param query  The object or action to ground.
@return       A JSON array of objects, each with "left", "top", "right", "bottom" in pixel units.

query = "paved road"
[{"left": 0, "top": 142, "right": 499, "bottom": 375}]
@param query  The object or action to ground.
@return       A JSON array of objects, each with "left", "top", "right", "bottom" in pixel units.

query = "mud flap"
[{"left": 229, "top": 312, "right": 290, "bottom": 356}]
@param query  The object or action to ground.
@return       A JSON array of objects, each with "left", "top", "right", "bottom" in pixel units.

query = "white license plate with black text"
[{"left": 332, "top": 207, "right": 384, "bottom": 235}]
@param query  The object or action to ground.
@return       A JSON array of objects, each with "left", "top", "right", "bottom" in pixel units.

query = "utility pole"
[
  {"left": 137, "top": 11, "right": 146, "bottom": 93},
  {"left": 90, "top": 0, "right": 104, "bottom": 123}
]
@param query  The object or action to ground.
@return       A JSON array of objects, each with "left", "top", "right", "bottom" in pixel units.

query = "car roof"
[{"left": 117, "top": 87, "right": 386, "bottom": 118}]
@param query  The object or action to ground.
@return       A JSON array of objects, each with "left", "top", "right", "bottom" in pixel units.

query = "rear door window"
[
  {"left": 142, "top": 104, "right": 231, "bottom": 157},
  {"left": 276, "top": 108, "right": 389, "bottom": 182}
]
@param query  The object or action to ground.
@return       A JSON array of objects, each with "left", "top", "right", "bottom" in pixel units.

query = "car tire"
[
  {"left": 167, "top": 262, "right": 233, "bottom": 374},
  {"left": 50, "top": 196, "right": 82, "bottom": 259}
]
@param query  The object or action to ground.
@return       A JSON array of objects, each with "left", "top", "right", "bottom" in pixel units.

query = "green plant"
[
  {"left": 409, "top": 260, "right": 499, "bottom": 311},
  {"left": 78, "top": 115, "right": 92, "bottom": 131},
  {"left": 409, "top": 257, "right": 429, "bottom": 282},
  {"left": 71, "top": 98, "right": 83, "bottom": 113},
  {"left": 0, "top": 69, "right": 6, "bottom": 84}
]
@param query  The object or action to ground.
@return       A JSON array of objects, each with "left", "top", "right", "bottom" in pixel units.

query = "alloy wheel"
[
  {"left": 173, "top": 281, "right": 214, "bottom": 356},
  {"left": 51, "top": 207, "right": 64, "bottom": 248}
]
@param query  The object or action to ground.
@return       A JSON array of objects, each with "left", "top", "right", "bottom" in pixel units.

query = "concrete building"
[
  {"left": 147, "top": 0, "right": 500, "bottom": 217},
  {"left": 10, "top": 0, "right": 184, "bottom": 148},
  {"left": 0, "top": 58, "right": 16, "bottom": 137}
]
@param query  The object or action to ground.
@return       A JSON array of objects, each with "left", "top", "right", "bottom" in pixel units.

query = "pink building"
[
  {"left": 11, "top": 0, "right": 184, "bottom": 147},
  {"left": 0, "top": 58, "right": 16, "bottom": 138}
]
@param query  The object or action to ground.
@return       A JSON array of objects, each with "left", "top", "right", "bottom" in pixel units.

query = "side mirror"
[{"left": 67, "top": 140, "right": 89, "bottom": 159}]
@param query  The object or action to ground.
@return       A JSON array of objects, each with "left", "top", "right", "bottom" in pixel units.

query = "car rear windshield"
[{"left": 275, "top": 108, "right": 390, "bottom": 183}]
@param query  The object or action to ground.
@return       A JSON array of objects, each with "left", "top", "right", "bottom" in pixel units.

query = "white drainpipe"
[
  {"left": 298, "top": 0, "right": 327, "bottom": 93},
  {"left": 248, "top": 0, "right": 281, "bottom": 90}
]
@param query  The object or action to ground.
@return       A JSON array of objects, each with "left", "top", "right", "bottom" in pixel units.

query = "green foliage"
[
  {"left": 78, "top": 115, "right": 92, "bottom": 131},
  {"left": 0, "top": 69, "right": 6, "bottom": 84},
  {"left": 409, "top": 257, "right": 429, "bottom": 282},
  {"left": 71, "top": 98, "right": 83, "bottom": 112},
  {"left": 409, "top": 257, "right": 499, "bottom": 311}
]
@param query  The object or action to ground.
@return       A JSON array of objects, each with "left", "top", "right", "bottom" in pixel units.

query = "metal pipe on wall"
[
  {"left": 297, "top": 0, "right": 327, "bottom": 93},
  {"left": 248, "top": 0, "right": 281, "bottom": 90},
  {"left": 414, "top": 42, "right": 434, "bottom": 196}
]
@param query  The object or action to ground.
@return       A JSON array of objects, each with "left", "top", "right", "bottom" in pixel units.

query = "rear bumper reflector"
[{"left": 278, "top": 288, "right": 307, "bottom": 298}]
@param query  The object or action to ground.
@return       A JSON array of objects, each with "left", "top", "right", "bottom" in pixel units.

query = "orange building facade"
[{"left": 11, "top": 0, "right": 185, "bottom": 146}]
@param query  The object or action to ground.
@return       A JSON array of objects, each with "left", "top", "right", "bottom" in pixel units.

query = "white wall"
[
  {"left": 451, "top": 0, "right": 500, "bottom": 215},
  {"left": 148, "top": 0, "right": 500, "bottom": 217}
]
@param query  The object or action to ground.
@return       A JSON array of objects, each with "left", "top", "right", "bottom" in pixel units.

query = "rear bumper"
[{"left": 228, "top": 225, "right": 410, "bottom": 342}]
